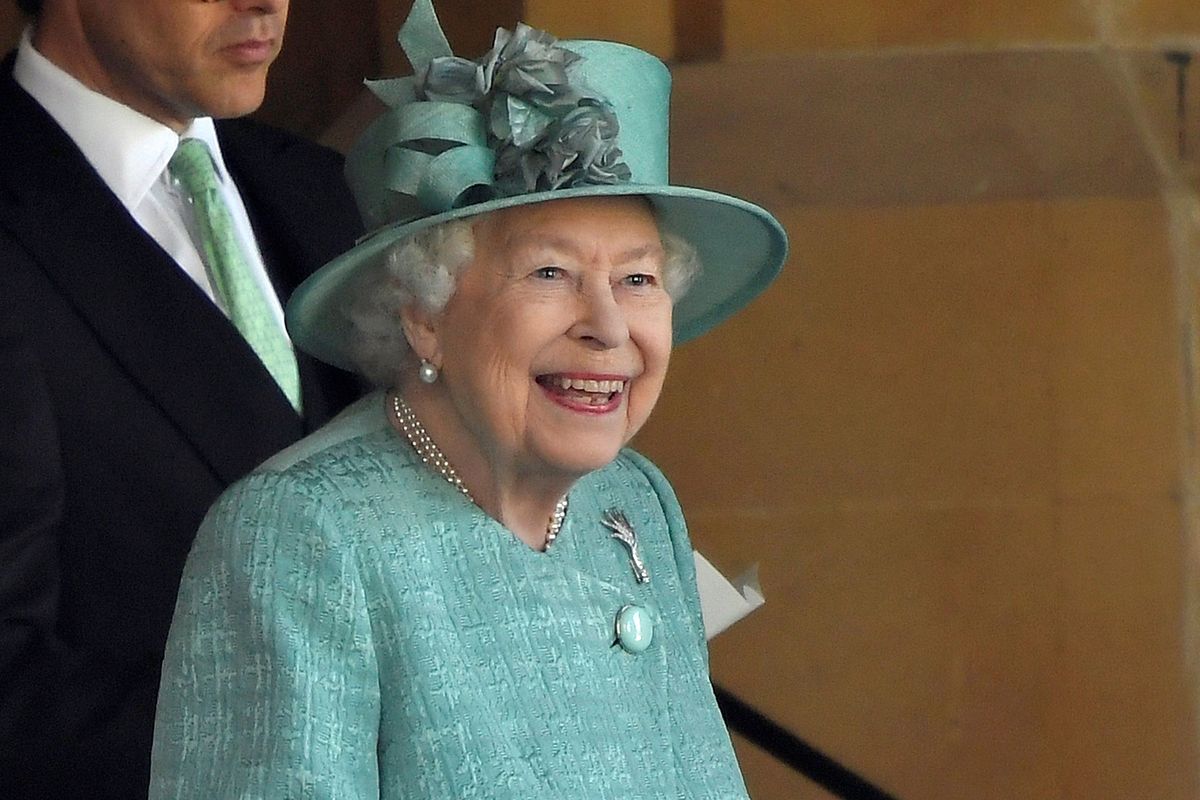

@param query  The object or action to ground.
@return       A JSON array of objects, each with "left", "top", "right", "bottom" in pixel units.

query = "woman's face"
[{"left": 426, "top": 197, "right": 673, "bottom": 483}]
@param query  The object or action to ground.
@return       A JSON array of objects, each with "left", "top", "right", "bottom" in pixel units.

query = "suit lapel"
[
  {"left": 218, "top": 120, "right": 354, "bottom": 291},
  {"left": 0, "top": 61, "right": 302, "bottom": 485},
  {"left": 217, "top": 119, "right": 365, "bottom": 430}
]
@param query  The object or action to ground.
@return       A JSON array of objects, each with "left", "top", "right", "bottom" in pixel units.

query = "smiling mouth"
[{"left": 536, "top": 375, "right": 627, "bottom": 408}]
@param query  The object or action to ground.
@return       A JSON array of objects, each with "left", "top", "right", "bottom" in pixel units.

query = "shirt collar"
[{"left": 13, "top": 27, "right": 232, "bottom": 209}]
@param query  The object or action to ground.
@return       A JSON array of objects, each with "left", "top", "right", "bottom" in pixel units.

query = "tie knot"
[{"left": 170, "top": 138, "right": 220, "bottom": 197}]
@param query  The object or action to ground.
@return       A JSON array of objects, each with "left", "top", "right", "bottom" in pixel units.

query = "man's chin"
[{"left": 197, "top": 83, "right": 269, "bottom": 120}]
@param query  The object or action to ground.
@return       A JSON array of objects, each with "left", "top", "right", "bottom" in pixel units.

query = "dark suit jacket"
[{"left": 0, "top": 54, "right": 364, "bottom": 798}]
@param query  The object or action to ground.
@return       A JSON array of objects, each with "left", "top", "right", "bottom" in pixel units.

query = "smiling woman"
[
  {"left": 148, "top": 1, "right": 787, "bottom": 797},
  {"left": 405, "top": 198, "right": 676, "bottom": 527},
  {"left": 342, "top": 199, "right": 703, "bottom": 515}
]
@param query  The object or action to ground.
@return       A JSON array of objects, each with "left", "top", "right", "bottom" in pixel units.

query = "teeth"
[{"left": 553, "top": 376, "right": 626, "bottom": 393}]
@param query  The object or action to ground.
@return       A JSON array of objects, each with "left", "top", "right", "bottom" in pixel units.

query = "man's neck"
[{"left": 29, "top": 14, "right": 191, "bottom": 132}]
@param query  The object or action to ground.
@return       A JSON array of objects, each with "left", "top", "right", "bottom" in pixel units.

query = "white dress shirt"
[{"left": 12, "top": 28, "right": 290, "bottom": 336}]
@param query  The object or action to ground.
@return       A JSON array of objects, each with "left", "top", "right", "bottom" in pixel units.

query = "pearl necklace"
[{"left": 390, "top": 393, "right": 569, "bottom": 547}]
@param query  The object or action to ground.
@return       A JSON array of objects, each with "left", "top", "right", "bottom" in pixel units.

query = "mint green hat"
[{"left": 286, "top": 0, "right": 788, "bottom": 371}]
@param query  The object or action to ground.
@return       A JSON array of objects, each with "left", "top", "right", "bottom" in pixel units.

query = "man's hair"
[{"left": 16, "top": 0, "right": 41, "bottom": 16}]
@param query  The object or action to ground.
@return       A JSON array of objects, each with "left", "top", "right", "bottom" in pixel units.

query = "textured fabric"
[
  {"left": 151, "top": 393, "right": 750, "bottom": 799},
  {"left": 170, "top": 138, "right": 302, "bottom": 410}
]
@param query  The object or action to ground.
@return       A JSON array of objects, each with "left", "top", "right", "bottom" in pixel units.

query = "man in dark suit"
[{"left": 0, "top": 0, "right": 363, "bottom": 796}]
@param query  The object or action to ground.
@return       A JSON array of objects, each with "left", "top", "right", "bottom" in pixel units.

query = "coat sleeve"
[
  {"left": 150, "top": 472, "right": 382, "bottom": 800},
  {"left": 0, "top": 287, "right": 161, "bottom": 797},
  {"left": 0, "top": 291, "right": 68, "bottom": 787}
]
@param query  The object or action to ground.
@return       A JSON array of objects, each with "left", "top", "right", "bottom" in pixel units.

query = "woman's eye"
[
  {"left": 623, "top": 273, "right": 657, "bottom": 288},
  {"left": 532, "top": 266, "right": 565, "bottom": 280}
]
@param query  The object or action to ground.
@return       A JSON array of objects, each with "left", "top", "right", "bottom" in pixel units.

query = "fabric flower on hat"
[
  {"left": 482, "top": 24, "right": 581, "bottom": 108},
  {"left": 414, "top": 22, "right": 632, "bottom": 198}
]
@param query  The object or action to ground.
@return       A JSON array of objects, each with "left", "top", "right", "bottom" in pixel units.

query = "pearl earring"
[{"left": 418, "top": 359, "right": 439, "bottom": 384}]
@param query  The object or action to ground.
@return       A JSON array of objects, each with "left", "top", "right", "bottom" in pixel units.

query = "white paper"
[{"left": 694, "top": 551, "right": 765, "bottom": 640}]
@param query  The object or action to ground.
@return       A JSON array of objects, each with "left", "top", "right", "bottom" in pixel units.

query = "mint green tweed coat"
[{"left": 149, "top": 394, "right": 750, "bottom": 799}]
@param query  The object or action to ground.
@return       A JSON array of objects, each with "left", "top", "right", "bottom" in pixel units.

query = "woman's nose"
[{"left": 569, "top": 284, "right": 630, "bottom": 349}]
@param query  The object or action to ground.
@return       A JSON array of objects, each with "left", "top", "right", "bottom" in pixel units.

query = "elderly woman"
[{"left": 150, "top": 2, "right": 787, "bottom": 798}]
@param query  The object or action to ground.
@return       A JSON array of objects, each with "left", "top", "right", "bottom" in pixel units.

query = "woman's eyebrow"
[
  {"left": 515, "top": 236, "right": 664, "bottom": 265},
  {"left": 614, "top": 243, "right": 665, "bottom": 266}
]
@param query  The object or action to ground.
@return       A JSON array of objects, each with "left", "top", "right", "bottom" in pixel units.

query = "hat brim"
[{"left": 286, "top": 183, "right": 789, "bottom": 372}]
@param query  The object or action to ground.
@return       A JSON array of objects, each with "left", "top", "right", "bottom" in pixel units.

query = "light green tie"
[{"left": 170, "top": 138, "right": 302, "bottom": 412}]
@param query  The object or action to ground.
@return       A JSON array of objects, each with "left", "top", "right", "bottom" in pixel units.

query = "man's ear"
[{"left": 400, "top": 302, "right": 442, "bottom": 368}]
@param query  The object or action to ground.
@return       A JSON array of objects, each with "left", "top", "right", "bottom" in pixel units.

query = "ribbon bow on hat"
[{"left": 349, "top": 0, "right": 631, "bottom": 232}]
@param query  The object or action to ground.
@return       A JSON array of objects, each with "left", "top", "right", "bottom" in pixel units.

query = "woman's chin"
[
  {"left": 524, "top": 394, "right": 638, "bottom": 472},
  {"left": 530, "top": 439, "right": 625, "bottom": 481}
]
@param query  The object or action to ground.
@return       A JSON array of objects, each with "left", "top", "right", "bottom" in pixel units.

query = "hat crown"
[
  {"left": 346, "top": 9, "right": 672, "bottom": 234},
  {"left": 558, "top": 41, "right": 670, "bottom": 185}
]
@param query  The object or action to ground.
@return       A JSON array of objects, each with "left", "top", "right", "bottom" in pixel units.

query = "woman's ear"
[{"left": 399, "top": 303, "right": 442, "bottom": 368}]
